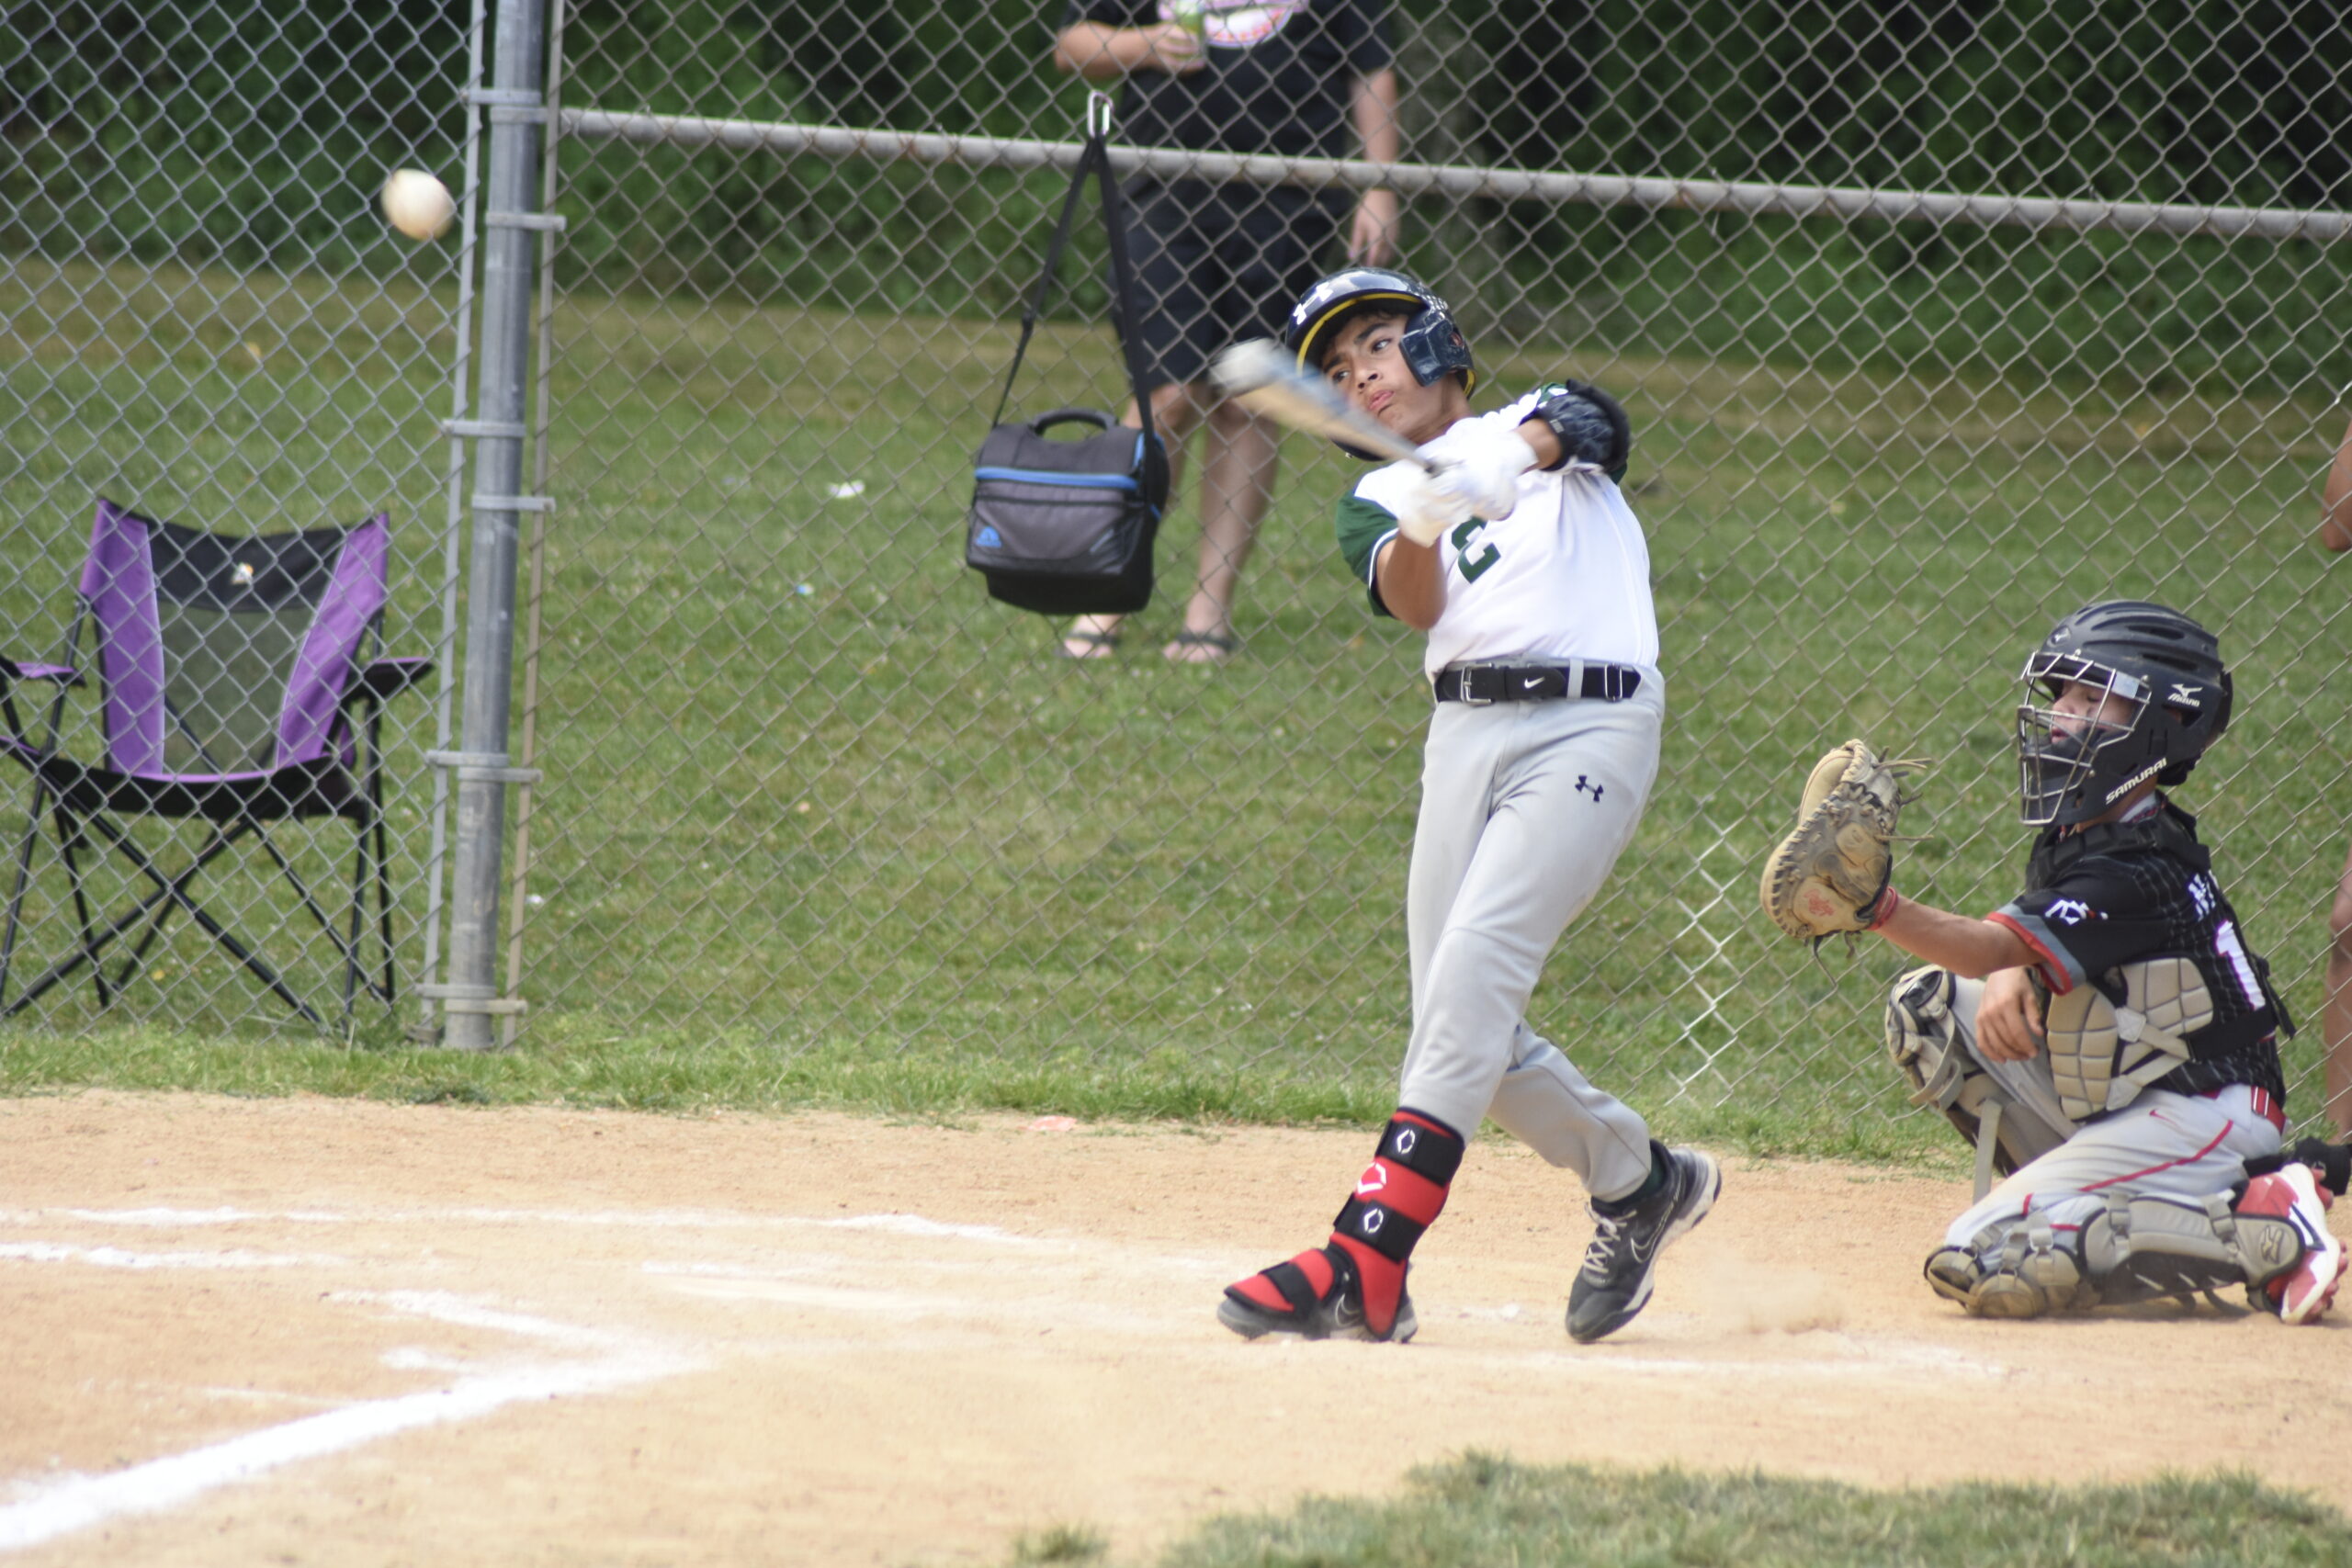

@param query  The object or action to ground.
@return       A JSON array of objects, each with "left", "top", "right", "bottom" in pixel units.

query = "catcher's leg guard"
[
  {"left": 1884, "top": 966, "right": 2059, "bottom": 1201},
  {"left": 1219, "top": 1110, "right": 1464, "bottom": 1343},
  {"left": 2073, "top": 1186, "right": 2315, "bottom": 1313},
  {"left": 1922, "top": 1247, "right": 1981, "bottom": 1306},
  {"left": 1928, "top": 1217, "right": 2086, "bottom": 1318}
]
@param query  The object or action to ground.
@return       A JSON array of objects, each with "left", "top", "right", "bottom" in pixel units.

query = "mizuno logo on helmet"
[{"left": 2169, "top": 682, "right": 2200, "bottom": 705}]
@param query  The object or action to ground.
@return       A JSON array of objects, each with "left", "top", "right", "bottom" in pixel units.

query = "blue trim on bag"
[{"left": 975, "top": 467, "right": 1139, "bottom": 491}]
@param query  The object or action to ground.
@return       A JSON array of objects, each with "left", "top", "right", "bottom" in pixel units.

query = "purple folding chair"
[{"left": 0, "top": 498, "right": 432, "bottom": 1030}]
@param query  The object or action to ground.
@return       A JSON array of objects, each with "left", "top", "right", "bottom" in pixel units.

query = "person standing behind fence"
[
  {"left": 1048, "top": 0, "right": 1399, "bottom": 663},
  {"left": 2319, "top": 415, "right": 2352, "bottom": 1134}
]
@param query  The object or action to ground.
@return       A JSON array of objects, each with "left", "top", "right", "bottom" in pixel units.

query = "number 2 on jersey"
[{"left": 1449, "top": 518, "right": 1499, "bottom": 582}]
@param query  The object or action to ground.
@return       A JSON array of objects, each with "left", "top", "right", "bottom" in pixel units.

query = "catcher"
[{"left": 1761, "top": 600, "right": 2347, "bottom": 1322}]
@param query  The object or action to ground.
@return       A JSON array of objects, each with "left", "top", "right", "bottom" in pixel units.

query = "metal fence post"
[{"left": 430, "top": 0, "right": 558, "bottom": 1051}]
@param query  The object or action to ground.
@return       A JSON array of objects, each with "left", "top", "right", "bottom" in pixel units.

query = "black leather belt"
[{"left": 1433, "top": 661, "right": 1643, "bottom": 705}]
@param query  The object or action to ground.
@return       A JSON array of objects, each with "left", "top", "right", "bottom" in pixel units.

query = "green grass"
[
  {"left": 0, "top": 257, "right": 2346, "bottom": 1156},
  {"left": 1024, "top": 1453, "right": 2352, "bottom": 1568},
  {"left": 0, "top": 1020, "right": 1965, "bottom": 1170},
  {"left": 0, "top": 1019, "right": 1379, "bottom": 1124}
]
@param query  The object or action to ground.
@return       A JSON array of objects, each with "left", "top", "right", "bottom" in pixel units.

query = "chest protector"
[
  {"left": 2041, "top": 957, "right": 2212, "bottom": 1122},
  {"left": 2028, "top": 807, "right": 2265, "bottom": 1122}
]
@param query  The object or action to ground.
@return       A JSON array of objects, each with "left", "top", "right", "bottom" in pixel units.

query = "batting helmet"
[
  {"left": 1283, "top": 268, "right": 1476, "bottom": 394},
  {"left": 2015, "top": 600, "right": 2233, "bottom": 827}
]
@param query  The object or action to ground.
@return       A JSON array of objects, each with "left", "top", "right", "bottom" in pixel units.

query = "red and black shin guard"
[
  {"left": 1330, "top": 1108, "right": 1464, "bottom": 1334},
  {"left": 1221, "top": 1110, "right": 1464, "bottom": 1341}
]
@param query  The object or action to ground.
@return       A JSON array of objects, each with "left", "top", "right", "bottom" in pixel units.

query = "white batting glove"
[
  {"left": 1386, "top": 464, "right": 1473, "bottom": 547},
  {"left": 1416, "top": 416, "right": 1536, "bottom": 520}
]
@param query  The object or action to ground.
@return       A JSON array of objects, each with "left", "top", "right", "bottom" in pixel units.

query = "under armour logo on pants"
[{"left": 1575, "top": 775, "right": 1602, "bottom": 800}]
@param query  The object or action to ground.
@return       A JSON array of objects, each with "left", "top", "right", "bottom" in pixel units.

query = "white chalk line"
[
  {"left": 6, "top": 1206, "right": 1995, "bottom": 1389},
  {"left": 0, "top": 1290, "right": 695, "bottom": 1555},
  {"left": 0, "top": 1241, "right": 345, "bottom": 1270},
  {"left": 55, "top": 1206, "right": 258, "bottom": 1227},
  {"left": 9, "top": 1204, "right": 1993, "bottom": 1381},
  {"left": 4, "top": 1204, "right": 1060, "bottom": 1249},
  {"left": 635, "top": 1256, "right": 2012, "bottom": 1382},
  {"left": 9, "top": 1205, "right": 1985, "bottom": 1382}
]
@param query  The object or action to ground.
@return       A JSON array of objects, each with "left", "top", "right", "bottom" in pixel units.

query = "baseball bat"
[{"left": 1208, "top": 338, "right": 1435, "bottom": 470}]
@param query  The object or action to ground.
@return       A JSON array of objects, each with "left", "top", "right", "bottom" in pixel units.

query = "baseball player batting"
[
  {"left": 1761, "top": 602, "right": 2348, "bottom": 1321},
  {"left": 1218, "top": 268, "right": 1719, "bottom": 1347}
]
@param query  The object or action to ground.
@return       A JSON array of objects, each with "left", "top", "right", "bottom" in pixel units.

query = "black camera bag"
[{"left": 965, "top": 109, "right": 1169, "bottom": 615}]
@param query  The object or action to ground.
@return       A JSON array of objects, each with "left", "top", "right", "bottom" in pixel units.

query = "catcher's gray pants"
[
  {"left": 1936, "top": 977, "right": 2282, "bottom": 1252},
  {"left": 1397, "top": 675, "right": 1665, "bottom": 1203}
]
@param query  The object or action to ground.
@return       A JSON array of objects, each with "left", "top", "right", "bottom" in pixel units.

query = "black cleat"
[
  {"left": 1566, "top": 1145, "right": 1720, "bottom": 1343},
  {"left": 1218, "top": 1244, "right": 1419, "bottom": 1343}
]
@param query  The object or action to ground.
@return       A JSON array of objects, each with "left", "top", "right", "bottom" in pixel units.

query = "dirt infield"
[{"left": 3, "top": 1092, "right": 2348, "bottom": 1565}]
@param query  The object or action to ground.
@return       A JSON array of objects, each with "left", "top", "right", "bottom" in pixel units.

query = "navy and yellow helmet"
[{"left": 1283, "top": 268, "right": 1476, "bottom": 395}]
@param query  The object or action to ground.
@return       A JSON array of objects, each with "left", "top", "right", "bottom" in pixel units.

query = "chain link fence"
[
  {"left": 2, "top": 0, "right": 474, "bottom": 1036},
  {"left": 6, "top": 2, "right": 2348, "bottom": 1131}
]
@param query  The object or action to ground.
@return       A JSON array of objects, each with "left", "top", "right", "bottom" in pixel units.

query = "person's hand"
[
  {"left": 1418, "top": 417, "right": 1535, "bottom": 520},
  {"left": 1347, "top": 189, "right": 1398, "bottom": 265},
  {"left": 1136, "top": 24, "right": 1205, "bottom": 73},
  {"left": 1977, "top": 966, "right": 2045, "bottom": 1063},
  {"left": 1387, "top": 463, "right": 1473, "bottom": 547}
]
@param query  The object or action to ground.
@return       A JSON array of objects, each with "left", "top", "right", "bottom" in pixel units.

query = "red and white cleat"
[{"left": 2242, "top": 1164, "right": 2347, "bottom": 1325}]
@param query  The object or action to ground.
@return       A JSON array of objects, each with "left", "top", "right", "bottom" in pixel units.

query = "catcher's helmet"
[
  {"left": 1283, "top": 267, "right": 1476, "bottom": 393},
  {"left": 2014, "top": 600, "right": 2233, "bottom": 827}
]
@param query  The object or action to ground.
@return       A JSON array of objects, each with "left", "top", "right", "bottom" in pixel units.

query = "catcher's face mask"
[{"left": 2015, "top": 655, "right": 2155, "bottom": 826}]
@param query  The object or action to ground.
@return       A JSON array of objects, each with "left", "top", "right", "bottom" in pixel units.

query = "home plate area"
[{"left": 3, "top": 1093, "right": 2347, "bottom": 1566}]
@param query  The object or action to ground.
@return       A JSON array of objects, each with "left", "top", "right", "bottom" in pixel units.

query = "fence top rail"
[{"left": 560, "top": 107, "right": 2352, "bottom": 245}]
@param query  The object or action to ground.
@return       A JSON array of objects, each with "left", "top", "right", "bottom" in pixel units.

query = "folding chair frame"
[{"left": 0, "top": 510, "right": 428, "bottom": 1034}]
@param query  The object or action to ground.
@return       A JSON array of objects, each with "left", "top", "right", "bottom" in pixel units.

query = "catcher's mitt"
[{"left": 1759, "top": 739, "right": 1926, "bottom": 942}]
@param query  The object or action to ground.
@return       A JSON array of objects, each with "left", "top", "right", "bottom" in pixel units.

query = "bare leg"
[
  {"left": 2325, "top": 840, "right": 2352, "bottom": 1137},
  {"left": 1165, "top": 398, "right": 1280, "bottom": 662},
  {"left": 1061, "top": 383, "right": 1205, "bottom": 658}
]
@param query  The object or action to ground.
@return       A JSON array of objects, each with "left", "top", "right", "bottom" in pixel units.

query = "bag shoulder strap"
[{"left": 991, "top": 95, "right": 1160, "bottom": 453}]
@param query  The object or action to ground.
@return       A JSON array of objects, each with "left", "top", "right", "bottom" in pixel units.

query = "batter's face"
[{"left": 1317, "top": 311, "right": 1470, "bottom": 446}]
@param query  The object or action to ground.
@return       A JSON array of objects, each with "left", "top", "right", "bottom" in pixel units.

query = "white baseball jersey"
[{"left": 1335, "top": 389, "right": 1660, "bottom": 679}]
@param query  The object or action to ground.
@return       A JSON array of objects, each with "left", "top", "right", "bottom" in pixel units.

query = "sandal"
[
  {"left": 1057, "top": 626, "right": 1122, "bottom": 660},
  {"left": 1162, "top": 629, "right": 1237, "bottom": 664}
]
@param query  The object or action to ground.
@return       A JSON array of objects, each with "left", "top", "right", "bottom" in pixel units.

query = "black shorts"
[{"left": 1120, "top": 178, "right": 1351, "bottom": 391}]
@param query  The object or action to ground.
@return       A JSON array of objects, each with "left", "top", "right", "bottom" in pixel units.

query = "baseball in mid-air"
[{"left": 380, "top": 169, "right": 455, "bottom": 242}]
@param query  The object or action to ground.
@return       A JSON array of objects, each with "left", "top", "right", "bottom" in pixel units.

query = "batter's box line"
[
  {"left": 3, "top": 1204, "right": 1069, "bottom": 1250},
  {"left": 0, "top": 1291, "right": 698, "bottom": 1556}
]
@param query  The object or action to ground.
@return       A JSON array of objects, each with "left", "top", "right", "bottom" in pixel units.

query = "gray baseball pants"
[
  {"left": 1933, "top": 977, "right": 2281, "bottom": 1251},
  {"left": 1396, "top": 675, "right": 1666, "bottom": 1202}
]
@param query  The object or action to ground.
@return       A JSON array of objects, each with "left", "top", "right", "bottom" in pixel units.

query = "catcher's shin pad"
[
  {"left": 1759, "top": 739, "right": 1927, "bottom": 942},
  {"left": 2042, "top": 958, "right": 2209, "bottom": 1122},
  {"left": 1943, "top": 1191, "right": 2302, "bottom": 1317},
  {"left": 2076, "top": 1189, "right": 2305, "bottom": 1310}
]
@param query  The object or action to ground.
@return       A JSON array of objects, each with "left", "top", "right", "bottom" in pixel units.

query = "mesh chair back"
[{"left": 78, "top": 498, "right": 390, "bottom": 781}]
